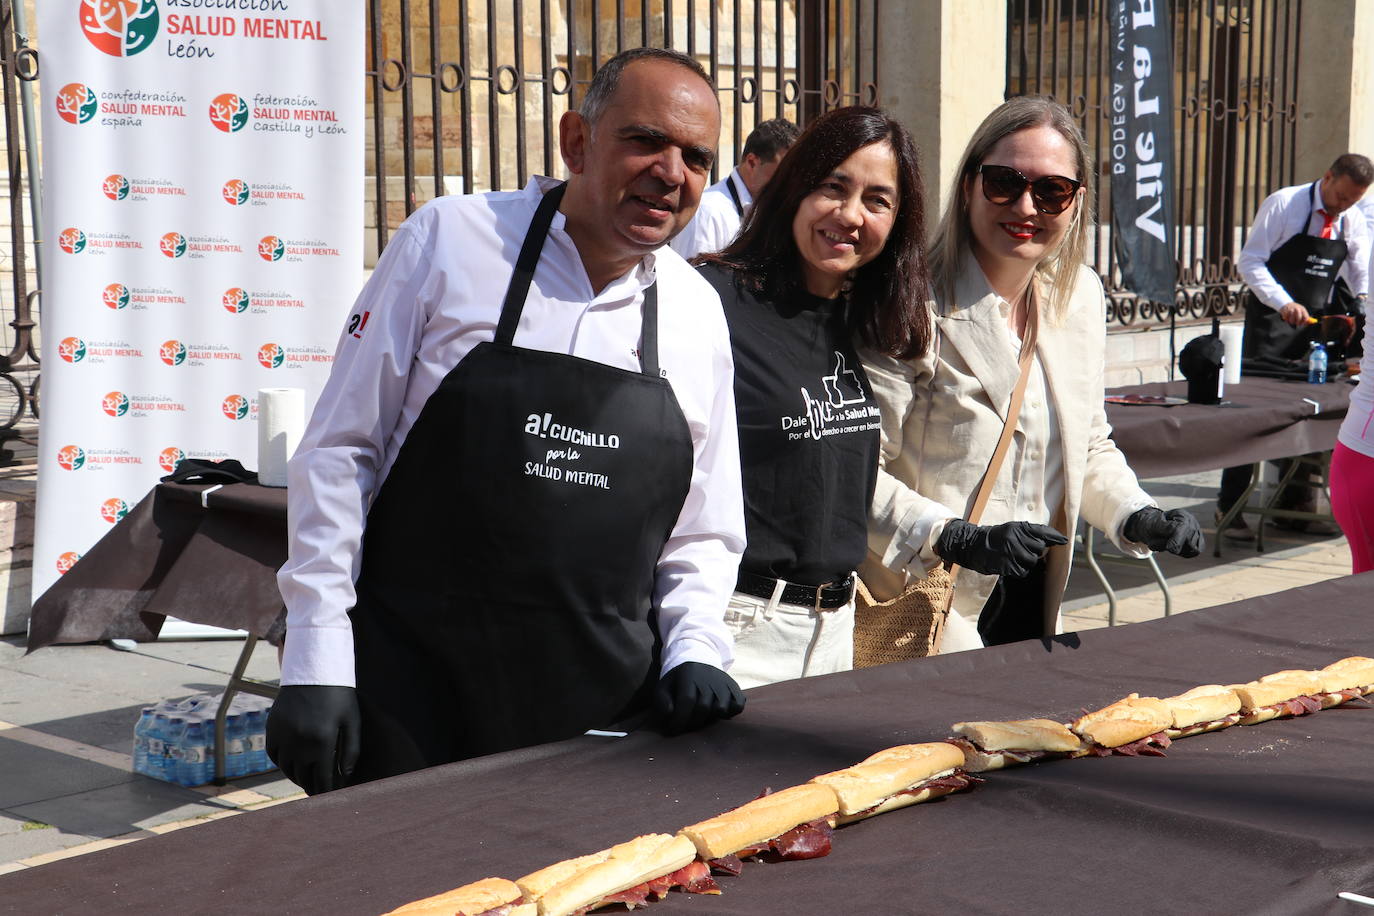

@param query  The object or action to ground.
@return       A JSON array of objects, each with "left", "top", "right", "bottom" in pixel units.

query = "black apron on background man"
[
  {"left": 1243, "top": 182, "right": 1349, "bottom": 361},
  {"left": 346, "top": 183, "right": 694, "bottom": 782}
]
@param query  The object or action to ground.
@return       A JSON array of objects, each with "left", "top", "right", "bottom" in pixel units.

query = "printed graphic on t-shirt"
[{"left": 782, "top": 351, "right": 881, "bottom": 442}]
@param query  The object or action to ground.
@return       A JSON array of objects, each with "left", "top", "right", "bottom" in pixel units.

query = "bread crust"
[
  {"left": 516, "top": 851, "right": 609, "bottom": 902},
  {"left": 677, "top": 784, "right": 839, "bottom": 860},
  {"left": 1161, "top": 685, "right": 1242, "bottom": 730},
  {"left": 951, "top": 719, "right": 1084, "bottom": 753},
  {"left": 1070, "top": 694, "right": 1172, "bottom": 748},
  {"left": 385, "top": 876, "right": 532, "bottom": 916},
  {"left": 810, "top": 743, "right": 964, "bottom": 815},
  {"left": 523, "top": 834, "right": 695, "bottom": 916},
  {"left": 1233, "top": 670, "right": 1323, "bottom": 710},
  {"left": 1319, "top": 656, "right": 1374, "bottom": 693}
]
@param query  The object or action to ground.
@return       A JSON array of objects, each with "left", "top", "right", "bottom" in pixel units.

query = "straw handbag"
[{"left": 853, "top": 300, "right": 1039, "bottom": 667}]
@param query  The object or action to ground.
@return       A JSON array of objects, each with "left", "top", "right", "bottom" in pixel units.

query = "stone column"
[{"left": 1295, "top": 0, "right": 1374, "bottom": 178}]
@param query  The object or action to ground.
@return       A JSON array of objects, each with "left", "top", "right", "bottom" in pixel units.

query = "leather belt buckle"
[{"left": 814, "top": 574, "right": 856, "bottom": 613}]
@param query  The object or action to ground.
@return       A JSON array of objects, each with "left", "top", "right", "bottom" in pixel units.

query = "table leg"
[
  {"left": 213, "top": 635, "right": 280, "bottom": 786},
  {"left": 1080, "top": 524, "right": 1118, "bottom": 626}
]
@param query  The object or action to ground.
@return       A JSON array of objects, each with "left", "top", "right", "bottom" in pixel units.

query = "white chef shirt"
[
  {"left": 278, "top": 177, "right": 746, "bottom": 688},
  {"left": 669, "top": 168, "right": 751, "bottom": 260},
  {"left": 1238, "top": 180, "right": 1371, "bottom": 310}
]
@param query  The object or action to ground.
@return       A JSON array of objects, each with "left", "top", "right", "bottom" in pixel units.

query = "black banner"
[{"left": 1109, "top": 0, "right": 1177, "bottom": 307}]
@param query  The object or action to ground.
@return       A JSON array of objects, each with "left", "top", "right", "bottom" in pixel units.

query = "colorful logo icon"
[
  {"left": 58, "top": 336, "right": 87, "bottom": 363},
  {"left": 221, "top": 394, "right": 249, "bottom": 420},
  {"left": 159, "top": 231, "right": 186, "bottom": 258},
  {"left": 101, "top": 390, "right": 130, "bottom": 417},
  {"left": 209, "top": 93, "right": 249, "bottom": 132},
  {"left": 103, "top": 174, "right": 130, "bottom": 201},
  {"left": 57, "top": 445, "right": 86, "bottom": 471},
  {"left": 158, "top": 339, "right": 186, "bottom": 366},
  {"left": 222, "top": 178, "right": 249, "bottom": 206},
  {"left": 79, "top": 0, "right": 160, "bottom": 57},
  {"left": 258, "top": 235, "right": 285, "bottom": 262},
  {"left": 100, "top": 497, "right": 131, "bottom": 524},
  {"left": 257, "top": 343, "right": 284, "bottom": 369},
  {"left": 222, "top": 287, "right": 250, "bottom": 314},
  {"left": 157, "top": 446, "right": 185, "bottom": 473},
  {"left": 59, "top": 227, "right": 87, "bottom": 254},
  {"left": 56, "top": 83, "right": 98, "bottom": 124},
  {"left": 56, "top": 551, "right": 83, "bottom": 575},
  {"left": 103, "top": 282, "right": 130, "bottom": 310}
]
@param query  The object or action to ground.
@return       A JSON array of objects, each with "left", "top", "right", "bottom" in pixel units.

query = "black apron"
[
  {"left": 347, "top": 183, "right": 694, "bottom": 783},
  {"left": 1243, "top": 182, "right": 1349, "bottom": 360}
]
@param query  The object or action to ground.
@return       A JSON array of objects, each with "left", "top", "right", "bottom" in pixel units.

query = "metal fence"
[{"left": 1007, "top": 0, "right": 1302, "bottom": 327}]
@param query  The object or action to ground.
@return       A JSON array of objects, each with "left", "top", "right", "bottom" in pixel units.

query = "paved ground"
[{"left": 0, "top": 469, "right": 1355, "bottom": 879}]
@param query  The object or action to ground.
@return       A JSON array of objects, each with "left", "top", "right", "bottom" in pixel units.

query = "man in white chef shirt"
[
  {"left": 267, "top": 48, "right": 748, "bottom": 795},
  {"left": 669, "top": 117, "right": 798, "bottom": 259}
]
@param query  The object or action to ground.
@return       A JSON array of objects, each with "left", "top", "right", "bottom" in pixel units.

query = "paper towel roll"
[
  {"left": 257, "top": 387, "right": 305, "bottom": 487},
  {"left": 1219, "top": 324, "right": 1244, "bottom": 385}
]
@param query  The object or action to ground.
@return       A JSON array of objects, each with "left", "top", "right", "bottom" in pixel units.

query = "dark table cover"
[
  {"left": 27, "top": 482, "right": 289, "bottom": 651},
  {"left": 1105, "top": 376, "right": 1351, "bottom": 479},
  {"left": 5, "top": 573, "right": 1373, "bottom": 915}
]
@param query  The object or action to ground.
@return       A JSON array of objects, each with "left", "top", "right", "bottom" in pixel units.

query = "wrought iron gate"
[{"left": 1007, "top": 0, "right": 1303, "bottom": 327}]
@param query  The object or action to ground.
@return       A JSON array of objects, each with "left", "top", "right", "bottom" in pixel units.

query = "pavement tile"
[
  {"left": 0, "top": 820, "right": 99, "bottom": 865},
  {"left": 7, "top": 777, "right": 231, "bottom": 839},
  {"left": 18, "top": 835, "right": 143, "bottom": 867},
  {"left": 0, "top": 735, "right": 133, "bottom": 809}
]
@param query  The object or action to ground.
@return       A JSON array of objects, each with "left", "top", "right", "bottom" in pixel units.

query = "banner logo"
[
  {"left": 80, "top": 0, "right": 160, "bottom": 58},
  {"left": 157, "top": 446, "right": 185, "bottom": 473},
  {"left": 56, "top": 551, "right": 83, "bottom": 575},
  {"left": 58, "top": 336, "right": 88, "bottom": 363},
  {"left": 159, "top": 231, "right": 186, "bottom": 258},
  {"left": 103, "top": 282, "right": 131, "bottom": 310},
  {"left": 103, "top": 174, "right": 130, "bottom": 201},
  {"left": 221, "top": 394, "right": 249, "bottom": 419},
  {"left": 59, "top": 227, "right": 87, "bottom": 254},
  {"left": 258, "top": 235, "right": 285, "bottom": 261},
  {"left": 57, "top": 445, "right": 87, "bottom": 471},
  {"left": 56, "top": 83, "right": 98, "bottom": 124},
  {"left": 257, "top": 342, "right": 284, "bottom": 369},
  {"left": 102, "top": 390, "right": 130, "bottom": 417},
  {"left": 223, "top": 287, "right": 249, "bottom": 314},
  {"left": 209, "top": 92, "right": 249, "bottom": 132},
  {"left": 100, "top": 497, "right": 131, "bottom": 524},
  {"left": 222, "top": 178, "right": 250, "bottom": 206},
  {"left": 159, "top": 339, "right": 187, "bottom": 366}
]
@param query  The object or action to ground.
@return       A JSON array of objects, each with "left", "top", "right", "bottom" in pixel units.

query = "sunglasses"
[{"left": 976, "top": 164, "right": 1081, "bottom": 215}]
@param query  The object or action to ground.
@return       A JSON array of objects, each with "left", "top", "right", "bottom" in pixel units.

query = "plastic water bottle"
[
  {"left": 163, "top": 716, "right": 187, "bottom": 783},
  {"left": 147, "top": 712, "right": 171, "bottom": 781},
  {"left": 225, "top": 713, "right": 249, "bottom": 779},
  {"left": 1308, "top": 341, "right": 1328, "bottom": 384},
  {"left": 177, "top": 718, "right": 211, "bottom": 786},
  {"left": 246, "top": 708, "right": 270, "bottom": 773},
  {"left": 132, "top": 707, "right": 155, "bottom": 776}
]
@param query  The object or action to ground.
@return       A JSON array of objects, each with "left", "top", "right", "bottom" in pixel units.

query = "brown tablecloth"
[
  {"left": 1105, "top": 376, "right": 1351, "bottom": 479},
  {"left": 5, "top": 573, "right": 1373, "bottom": 915},
  {"left": 27, "top": 482, "right": 289, "bottom": 650}
]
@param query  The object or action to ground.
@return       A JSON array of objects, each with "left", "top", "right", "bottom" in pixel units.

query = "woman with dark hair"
[{"left": 695, "top": 105, "right": 931, "bottom": 688}]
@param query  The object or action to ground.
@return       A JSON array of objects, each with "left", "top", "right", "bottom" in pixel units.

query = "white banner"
[{"left": 34, "top": 0, "right": 362, "bottom": 601}]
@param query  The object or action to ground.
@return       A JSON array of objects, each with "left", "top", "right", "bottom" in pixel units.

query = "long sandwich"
[
  {"left": 810, "top": 742, "right": 978, "bottom": 822},
  {"left": 946, "top": 719, "right": 1085, "bottom": 771},
  {"left": 1069, "top": 694, "right": 1173, "bottom": 757},
  {"left": 1160, "top": 685, "right": 1242, "bottom": 738},
  {"left": 677, "top": 783, "right": 839, "bottom": 875},
  {"left": 1316, "top": 656, "right": 1374, "bottom": 708},
  {"left": 1233, "top": 669, "right": 1325, "bottom": 724},
  {"left": 515, "top": 834, "right": 714, "bottom": 916},
  {"left": 384, "top": 877, "right": 535, "bottom": 916}
]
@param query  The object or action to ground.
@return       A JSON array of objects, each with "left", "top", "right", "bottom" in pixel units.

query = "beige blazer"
[{"left": 862, "top": 257, "right": 1153, "bottom": 634}]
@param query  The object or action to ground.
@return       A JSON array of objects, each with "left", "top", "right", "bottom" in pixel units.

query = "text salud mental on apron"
[
  {"left": 347, "top": 182, "right": 694, "bottom": 783},
  {"left": 1243, "top": 181, "right": 1349, "bottom": 361}
]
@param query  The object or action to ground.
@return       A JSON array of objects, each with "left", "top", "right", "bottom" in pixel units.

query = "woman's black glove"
[
  {"left": 266, "top": 685, "right": 361, "bottom": 796},
  {"left": 935, "top": 519, "right": 1069, "bottom": 577},
  {"left": 653, "top": 662, "right": 745, "bottom": 735},
  {"left": 1122, "top": 506, "right": 1203, "bottom": 557}
]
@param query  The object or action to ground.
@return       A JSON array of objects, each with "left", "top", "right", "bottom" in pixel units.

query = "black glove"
[
  {"left": 1122, "top": 506, "right": 1203, "bottom": 558},
  {"left": 653, "top": 662, "right": 745, "bottom": 735},
  {"left": 934, "top": 519, "right": 1069, "bottom": 578},
  {"left": 265, "top": 685, "right": 361, "bottom": 796}
]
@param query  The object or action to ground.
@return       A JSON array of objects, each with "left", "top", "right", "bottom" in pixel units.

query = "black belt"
[{"left": 734, "top": 570, "right": 856, "bottom": 611}]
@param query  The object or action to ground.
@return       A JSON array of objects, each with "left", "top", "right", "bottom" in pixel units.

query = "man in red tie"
[{"left": 1215, "top": 153, "right": 1373, "bottom": 539}]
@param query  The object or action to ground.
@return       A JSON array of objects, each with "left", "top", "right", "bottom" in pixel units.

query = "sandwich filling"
[
  {"left": 706, "top": 817, "right": 835, "bottom": 875},
  {"left": 1165, "top": 713, "right": 1242, "bottom": 739},
  {"left": 1071, "top": 730, "right": 1172, "bottom": 757},
  {"left": 586, "top": 861, "right": 720, "bottom": 912},
  {"left": 1240, "top": 693, "right": 1323, "bottom": 724}
]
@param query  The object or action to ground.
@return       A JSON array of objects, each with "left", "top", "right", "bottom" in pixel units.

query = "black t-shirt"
[{"left": 699, "top": 262, "right": 881, "bottom": 587}]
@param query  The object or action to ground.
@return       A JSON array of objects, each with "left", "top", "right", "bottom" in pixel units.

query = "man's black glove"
[
  {"left": 934, "top": 519, "right": 1069, "bottom": 578},
  {"left": 1122, "top": 506, "right": 1203, "bottom": 558},
  {"left": 266, "top": 685, "right": 361, "bottom": 796},
  {"left": 653, "top": 662, "right": 745, "bottom": 735}
]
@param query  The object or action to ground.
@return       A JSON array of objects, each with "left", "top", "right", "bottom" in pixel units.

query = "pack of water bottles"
[{"left": 132, "top": 693, "right": 275, "bottom": 786}]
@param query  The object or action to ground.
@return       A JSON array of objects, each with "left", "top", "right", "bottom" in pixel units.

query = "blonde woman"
[{"left": 862, "top": 96, "right": 1201, "bottom": 649}]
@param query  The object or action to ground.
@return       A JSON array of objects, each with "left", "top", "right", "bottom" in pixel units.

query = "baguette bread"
[
  {"left": 948, "top": 718, "right": 1085, "bottom": 772},
  {"left": 384, "top": 876, "right": 535, "bottom": 916},
  {"left": 1070, "top": 694, "right": 1172, "bottom": 749},
  {"left": 810, "top": 742, "right": 966, "bottom": 820},
  {"left": 1319, "top": 656, "right": 1374, "bottom": 695},
  {"left": 1161, "top": 685, "right": 1242, "bottom": 735},
  {"left": 678, "top": 784, "right": 839, "bottom": 860},
  {"left": 518, "top": 834, "right": 695, "bottom": 916},
  {"left": 1234, "top": 669, "right": 1325, "bottom": 724}
]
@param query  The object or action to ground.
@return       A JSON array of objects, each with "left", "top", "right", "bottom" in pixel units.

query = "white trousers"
[
  {"left": 723, "top": 581, "right": 855, "bottom": 690},
  {"left": 940, "top": 607, "right": 985, "bottom": 653}
]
